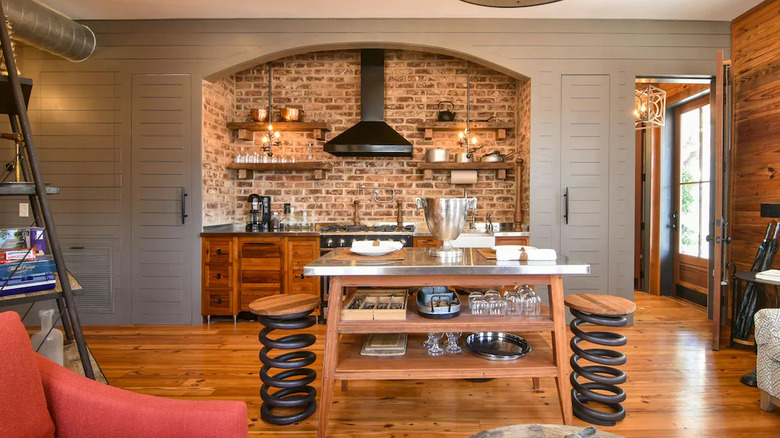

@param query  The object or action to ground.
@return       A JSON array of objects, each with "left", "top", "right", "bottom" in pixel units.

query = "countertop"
[
  {"left": 201, "top": 223, "right": 319, "bottom": 237},
  {"left": 202, "top": 223, "right": 531, "bottom": 238},
  {"left": 303, "top": 247, "right": 589, "bottom": 277}
]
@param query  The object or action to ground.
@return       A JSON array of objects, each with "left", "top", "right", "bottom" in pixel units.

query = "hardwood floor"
[{"left": 84, "top": 292, "right": 780, "bottom": 437}]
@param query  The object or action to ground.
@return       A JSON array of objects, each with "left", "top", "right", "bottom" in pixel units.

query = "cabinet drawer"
[
  {"left": 495, "top": 236, "right": 529, "bottom": 246},
  {"left": 241, "top": 290, "right": 279, "bottom": 310},
  {"left": 203, "top": 265, "right": 231, "bottom": 288},
  {"left": 204, "top": 238, "right": 233, "bottom": 264},
  {"left": 204, "top": 289, "right": 232, "bottom": 314},
  {"left": 240, "top": 238, "right": 282, "bottom": 259},
  {"left": 414, "top": 237, "right": 441, "bottom": 248}
]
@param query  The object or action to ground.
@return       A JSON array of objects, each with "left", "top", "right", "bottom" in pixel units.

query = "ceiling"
[{"left": 35, "top": 0, "right": 760, "bottom": 21}]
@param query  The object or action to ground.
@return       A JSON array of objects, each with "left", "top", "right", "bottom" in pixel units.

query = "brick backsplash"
[{"left": 202, "top": 49, "right": 529, "bottom": 226}]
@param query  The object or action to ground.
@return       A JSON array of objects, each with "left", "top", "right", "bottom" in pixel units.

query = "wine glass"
[
  {"left": 423, "top": 332, "right": 436, "bottom": 348},
  {"left": 445, "top": 332, "right": 462, "bottom": 354},
  {"left": 427, "top": 332, "right": 444, "bottom": 356}
]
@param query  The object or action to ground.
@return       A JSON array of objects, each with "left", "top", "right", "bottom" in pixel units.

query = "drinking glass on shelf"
[
  {"left": 489, "top": 298, "right": 507, "bottom": 315},
  {"left": 445, "top": 332, "right": 462, "bottom": 354},
  {"left": 468, "top": 292, "right": 483, "bottom": 311},
  {"left": 504, "top": 288, "right": 522, "bottom": 315},
  {"left": 471, "top": 296, "right": 488, "bottom": 315},
  {"left": 484, "top": 289, "right": 501, "bottom": 302},
  {"left": 427, "top": 332, "right": 444, "bottom": 356}
]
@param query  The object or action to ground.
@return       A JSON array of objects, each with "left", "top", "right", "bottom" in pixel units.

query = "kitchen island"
[{"left": 303, "top": 247, "right": 590, "bottom": 437}]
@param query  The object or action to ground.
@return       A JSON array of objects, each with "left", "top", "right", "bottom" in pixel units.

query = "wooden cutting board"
[
  {"left": 477, "top": 248, "right": 497, "bottom": 260},
  {"left": 332, "top": 247, "right": 407, "bottom": 261}
]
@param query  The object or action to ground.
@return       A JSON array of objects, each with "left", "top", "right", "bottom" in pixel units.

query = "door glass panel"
[
  {"left": 700, "top": 182, "right": 710, "bottom": 259},
  {"left": 677, "top": 100, "right": 711, "bottom": 260},
  {"left": 679, "top": 183, "right": 700, "bottom": 256},
  {"left": 701, "top": 105, "right": 711, "bottom": 181},
  {"left": 680, "top": 109, "right": 701, "bottom": 183}
]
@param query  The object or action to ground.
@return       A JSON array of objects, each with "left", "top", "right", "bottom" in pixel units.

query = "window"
[{"left": 678, "top": 101, "right": 710, "bottom": 259}]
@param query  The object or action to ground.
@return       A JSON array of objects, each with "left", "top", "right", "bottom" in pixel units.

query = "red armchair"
[{"left": 0, "top": 311, "right": 248, "bottom": 438}]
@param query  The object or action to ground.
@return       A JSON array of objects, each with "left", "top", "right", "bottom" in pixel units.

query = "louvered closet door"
[
  {"left": 131, "top": 74, "right": 192, "bottom": 324},
  {"left": 560, "top": 75, "right": 610, "bottom": 295}
]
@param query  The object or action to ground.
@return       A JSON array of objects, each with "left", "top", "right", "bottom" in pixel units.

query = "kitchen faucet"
[
  {"left": 353, "top": 200, "right": 360, "bottom": 225},
  {"left": 486, "top": 213, "right": 493, "bottom": 233}
]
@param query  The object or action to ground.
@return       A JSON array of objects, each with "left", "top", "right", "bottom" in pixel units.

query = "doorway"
[{"left": 635, "top": 78, "right": 712, "bottom": 306}]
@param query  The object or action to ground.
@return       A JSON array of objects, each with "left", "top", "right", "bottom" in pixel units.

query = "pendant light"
[
  {"left": 459, "top": 0, "right": 562, "bottom": 7},
  {"left": 459, "top": 61, "right": 480, "bottom": 157},
  {"left": 634, "top": 83, "right": 666, "bottom": 130},
  {"left": 261, "top": 61, "right": 281, "bottom": 157}
]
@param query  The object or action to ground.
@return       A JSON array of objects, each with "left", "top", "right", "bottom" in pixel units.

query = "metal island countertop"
[{"left": 303, "top": 247, "right": 590, "bottom": 277}]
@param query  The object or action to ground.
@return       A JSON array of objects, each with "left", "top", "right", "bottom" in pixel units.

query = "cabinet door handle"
[
  {"left": 216, "top": 249, "right": 222, "bottom": 255},
  {"left": 563, "top": 187, "right": 569, "bottom": 225},
  {"left": 299, "top": 273, "right": 305, "bottom": 279},
  {"left": 181, "top": 187, "right": 189, "bottom": 224},
  {"left": 216, "top": 273, "right": 222, "bottom": 279},
  {"left": 217, "top": 298, "right": 222, "bottom": 304}
]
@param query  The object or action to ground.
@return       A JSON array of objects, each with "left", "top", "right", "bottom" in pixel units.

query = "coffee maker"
[{"left": 246, "top": 194, "right": 271, "bottom": 231}]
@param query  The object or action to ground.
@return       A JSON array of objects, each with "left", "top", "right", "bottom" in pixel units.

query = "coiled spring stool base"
[
  {"left": 250, "top": 295, "right": 320, "bottom": 426},
  {"left": 564, "top": 294, "right": 636, "bottom": 426}
]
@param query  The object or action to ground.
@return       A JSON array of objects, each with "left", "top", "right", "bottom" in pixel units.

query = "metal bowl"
[
  {"left": 250, "top": 108, "right": 268, "bottom": 122},
  {"left": 279, "top": 107, "right": 303, "bottom": 122},
  {"left": 426, "top": 148, "right": 450, "bottom": 162}
]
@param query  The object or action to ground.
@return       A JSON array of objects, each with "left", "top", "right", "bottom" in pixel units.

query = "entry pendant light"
[
  {"left": 634, "top": 84, "right": 666, "bottom": 130},
  {"left": 459, "top": 0, "right": 562, "bottom": 7}
]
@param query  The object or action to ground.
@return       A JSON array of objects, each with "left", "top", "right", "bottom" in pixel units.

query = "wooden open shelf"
[
  {"left": 227, "top": 161, "right": 332, "bottom": 180},
  {"left": 335, "top": 332, "right": 556, "bottom": 381},
  {"left": 339, "top": 297, "right": 552, "bottom": 334},
  {"left": 417, "top": 162, "right": 514, "bottom": 180},
  {"left": 226, "top": 121, "right": 331, "bottom": 141},
  {"left": 417, "top": 122, "right": 514, "bottom": 140}
]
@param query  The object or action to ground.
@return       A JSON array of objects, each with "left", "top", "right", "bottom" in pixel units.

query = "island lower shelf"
[{"left": 334, "top": 332, "right": 556, "bottom": 380}]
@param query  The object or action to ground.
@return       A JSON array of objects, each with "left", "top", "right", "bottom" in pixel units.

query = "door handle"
[
  {"left": 671, "top": 211, "right": 679, "bottom": 231},
  {"left": 181, "top": 187, "right": 188, "bottom": 224},
  {"left": 563, "top": 187, "right": 569, "bottom": 225}
]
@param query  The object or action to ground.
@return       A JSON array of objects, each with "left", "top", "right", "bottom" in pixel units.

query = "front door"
[{"left": 673, "top": 95, "right": 711, "bottom": 306}]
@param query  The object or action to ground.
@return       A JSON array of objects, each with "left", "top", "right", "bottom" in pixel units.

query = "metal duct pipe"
[{"left": 1, "top": 0, "right": 95, "bottom": 62}]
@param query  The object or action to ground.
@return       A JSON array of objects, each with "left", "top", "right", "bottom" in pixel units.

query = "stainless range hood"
[{"left": 323, "top": 49, "right": 413, "bottom": 158}]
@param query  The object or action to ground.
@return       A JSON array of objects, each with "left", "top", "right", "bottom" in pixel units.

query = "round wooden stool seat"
[
  {"left": 564, "top": 293, "right": 636, "bottom": 316},
  {"left": 249, "top": 294, "right": 319, "bottom": 316}
]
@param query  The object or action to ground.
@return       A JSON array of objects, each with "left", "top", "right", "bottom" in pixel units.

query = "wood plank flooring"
[{"left": 83, "top": 292, "right": 780, "bottom": 437}]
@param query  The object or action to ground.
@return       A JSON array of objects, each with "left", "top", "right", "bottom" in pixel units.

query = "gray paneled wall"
[{"left": 7, "top": 18, "right": 729, "bottom": 323}]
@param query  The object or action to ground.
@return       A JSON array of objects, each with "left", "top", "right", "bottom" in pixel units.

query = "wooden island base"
[{"left": 315, "top": 272, "right": 574, "bottom": 438}]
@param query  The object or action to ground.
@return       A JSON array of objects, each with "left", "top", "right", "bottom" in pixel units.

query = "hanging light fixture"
[
  {"left": 634, "top": 84, "right": 666, "bottom": 130},
  {"left": 261, "top": 61, "right": 281, "bottom": 157},
  {"left": 459, "top": 61, "right": 481, "bottom": 158},
  {"left": 459, "top": 0, "right": 562, "bottom": 7}
]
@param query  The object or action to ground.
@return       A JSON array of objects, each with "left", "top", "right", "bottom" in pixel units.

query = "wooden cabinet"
[
  {"left": 284, "top": 237, "right": 320, "bottom": 296},
  {"left": 413, "top": 236, "right": 441, "bottom": 249},
  {"left": 201, "top": 235, "right": 320, "bottom": 322},
  {"left": 201, "top": 238, "right": 237, "bottom": 317},
  {"left": 495, "top": 236, "right": 529, "bottom": 246},
  {"left": 239, "top": 237, "right": 284, "bottom": 310}
]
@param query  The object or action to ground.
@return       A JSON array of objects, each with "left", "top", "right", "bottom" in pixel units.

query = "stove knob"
[
  {"left": 338, "top": 238, "right": 346, "bottom": 247},
  {"left": 326, "top": 238, "right": 334, "bottom": 248}
]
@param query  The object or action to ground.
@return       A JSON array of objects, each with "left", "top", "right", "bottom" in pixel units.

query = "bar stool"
[
  {"left": 564, "top": 294, "right": 636, "bottom": 426},
  {"left": 249, "top": 294, "right": 319, "bottom": 425}
]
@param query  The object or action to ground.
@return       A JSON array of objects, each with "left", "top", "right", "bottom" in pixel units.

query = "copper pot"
[
  {"left": 250, "top": 108, "right": 268, "bottom": 122},
  {"left": 279, "top": 107, "right": 303, "bottom": 122}
]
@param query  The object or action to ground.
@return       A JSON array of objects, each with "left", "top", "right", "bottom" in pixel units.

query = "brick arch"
[{"left": 200, "top": 42, "right": 530, "bottom": 83}]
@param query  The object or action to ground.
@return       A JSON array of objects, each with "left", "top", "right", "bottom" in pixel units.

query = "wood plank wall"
[{"left": 731, "top": 0, "right": 780, "bottom": 271}]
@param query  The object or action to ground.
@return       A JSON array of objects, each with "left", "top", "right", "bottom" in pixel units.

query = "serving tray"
[{"left": 463, "top": 332, "right": 531, "bottom": 361}]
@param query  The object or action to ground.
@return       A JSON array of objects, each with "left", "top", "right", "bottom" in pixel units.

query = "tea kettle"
[{"left": 437, "top": 101, "right": 456, "bottom": 122}]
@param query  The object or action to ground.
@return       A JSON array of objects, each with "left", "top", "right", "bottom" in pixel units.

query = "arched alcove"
[{"left": 201, "top": 46, "right": 531, "bottom": 227}]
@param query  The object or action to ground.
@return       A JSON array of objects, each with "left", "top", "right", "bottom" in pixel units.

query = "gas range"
[{"left": 319, "top": 224, "right": 415, "bottom": 249}]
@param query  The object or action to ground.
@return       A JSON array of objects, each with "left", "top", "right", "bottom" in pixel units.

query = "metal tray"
[{"left": 463, "top": 332, "right": 532, "bottom": 361}]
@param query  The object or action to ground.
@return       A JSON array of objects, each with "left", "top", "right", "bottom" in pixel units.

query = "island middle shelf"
[{"left": 337, "top": 297, "right": 554, "bottom": 334}]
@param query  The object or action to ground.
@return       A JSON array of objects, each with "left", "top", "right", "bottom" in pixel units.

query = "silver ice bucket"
[{"left": 415, "top": 197, "right": 477, "bottom": 259}]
